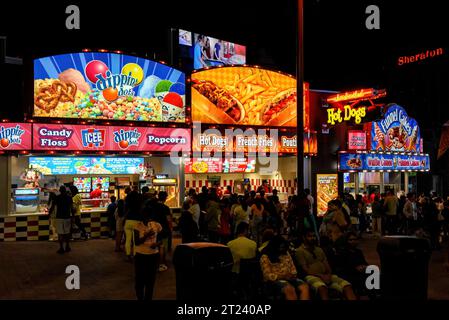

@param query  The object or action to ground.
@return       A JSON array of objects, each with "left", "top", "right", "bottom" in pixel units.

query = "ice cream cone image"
[{"left": 374, "top": 123, "right": 386, "bottom": 150}]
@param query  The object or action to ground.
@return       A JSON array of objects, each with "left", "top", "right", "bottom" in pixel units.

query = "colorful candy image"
[{"left": 33, "top": 52, "right": 186, "bottom": 123}]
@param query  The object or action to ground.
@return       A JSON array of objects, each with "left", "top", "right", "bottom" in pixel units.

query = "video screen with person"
[{"left": 178, "top": 29, "right": 246, "bottom": 72}]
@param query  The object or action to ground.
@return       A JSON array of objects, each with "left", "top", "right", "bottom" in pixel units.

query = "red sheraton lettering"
[{"left": 398, "top": 48, "right": 444, "bottom": 66}]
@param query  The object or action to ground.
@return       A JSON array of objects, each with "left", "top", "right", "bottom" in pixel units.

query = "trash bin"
[
  {"left": 173, "top": 242, "right": 234, "bottom": 301},
  {"left": 377, "top": 236, "right": 431, "bottom": 300}
]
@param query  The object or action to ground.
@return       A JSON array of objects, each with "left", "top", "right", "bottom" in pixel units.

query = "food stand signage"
[
  {"left": 29, "top": 157, "right": 145, "bottom": 175},
  {"left": 348, "top": 130, "right": 367, "bottom": 150},
  {"left": 33, "top": 123, "right": 190, "bottom": 152},
  {"left": 193, "top": 132, "right": 297, "bottom": 153},
  {"left": 371, "top": 104, "right": 421, "bottom": 152},
  {"left": 191, "top": 66, "right": 308, "bottom": 127},
  {"left": 338, "top": 152, "right": 430, "bottom": 172},
  {"left": 316, "top": 174, "right": 338, "bottom": 217},
  {"left": 327, "top": 105, "right": 366, "bottom": 125},
  {"left": 0, "top": 123, "right": 32, "bottom": 150},
  {"left": 33, "top": 52, "right": 185, "bottom": 123}
]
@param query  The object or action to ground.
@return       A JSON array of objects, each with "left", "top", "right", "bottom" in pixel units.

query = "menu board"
[
  {"left": 316, "top": 174, "right": 339, "bottom": 217},
  {"left": 184, "top": 158, "right": 223, "bottom": 174},
  {"left": 338, "top": 152, "right": 430, "bottom": 171},
  {"left": 73, "top": 177, "right": 92, "bottom": 192},
  {"left": 29, "top": 157, "right": 144, "bottom": 175},
  {"left": 223, "top": 158, "right": 256, "bottom": 173},
  {"left": 92, "top": 176, "right": 110, "bottom": 191},
  {"left": 32, "top": 123, "right": 190, "bottom": 152},
  {"left": 0, "top": 123, "right": 32, "bottom": 151},
  {"left": 34, "top": 52, "right": 185, "bottom": 123}
]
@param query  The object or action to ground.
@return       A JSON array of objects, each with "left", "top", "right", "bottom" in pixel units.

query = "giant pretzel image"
[{"left": 35, "top": 80, "right": 77, "bottom": 111}]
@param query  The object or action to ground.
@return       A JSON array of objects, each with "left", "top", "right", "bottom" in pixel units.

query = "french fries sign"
[{"left": 191, "top": 66, "right": 300, "bottom": 127}]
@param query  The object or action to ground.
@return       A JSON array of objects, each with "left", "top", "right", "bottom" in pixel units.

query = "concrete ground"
[{"left": 0, "top": 235, "right": 448, "bottom": 300}]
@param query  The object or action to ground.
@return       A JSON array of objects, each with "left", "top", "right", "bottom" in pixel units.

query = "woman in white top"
[{"left": 189, "top": 194, "right": 201, "bottom": 229}]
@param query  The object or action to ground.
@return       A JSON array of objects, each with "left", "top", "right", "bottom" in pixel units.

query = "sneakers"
[{"left": 158, "top": 264, "right": 168, "bottom": 272}]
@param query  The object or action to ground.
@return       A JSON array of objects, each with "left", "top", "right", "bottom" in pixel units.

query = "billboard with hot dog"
[{"left": 191, "top": 66, "right": 299, "bottom": 127}]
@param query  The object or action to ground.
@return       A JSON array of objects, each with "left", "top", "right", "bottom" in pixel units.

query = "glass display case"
[
  {"left": 80, "top": 196, "right": 110, "bottom": 213},
  {"left": 13, "top": 188, "right": 40, "bottom": 214},
  {"left": 152, "top": 178, "right": 179, "bottom": 208}
]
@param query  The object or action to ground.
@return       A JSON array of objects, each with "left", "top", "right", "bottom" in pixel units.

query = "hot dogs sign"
[
  {"left": 371, "top": 104, "right": 421, "bottom": 152},
  {"left": 33, "top": 52, "right": 186, "bottom": 123}
]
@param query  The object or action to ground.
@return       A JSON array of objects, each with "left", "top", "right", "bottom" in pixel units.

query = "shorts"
[
  {"left": 304, "top": 275, "right": 351, "bottom": 293},
  {"left": 271, "top": 278, "right": 306, "bottom": 293},
  {"left": 55, "top": 218, "right": 72, "bottom": 235}
]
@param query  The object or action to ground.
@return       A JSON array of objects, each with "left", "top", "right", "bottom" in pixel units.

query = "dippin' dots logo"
[
  {"left": 113, "top": 129, "right": 141, "bottom": 149},
  {"left": 0, "top": 125, "right": 25, "bottom": 148}
]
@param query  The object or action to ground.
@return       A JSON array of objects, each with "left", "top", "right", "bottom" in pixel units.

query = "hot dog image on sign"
[
  {"left": 371, "top": 104, "right": 421, "bottom": 152},
  {"left": 34, "top": 52, "right": 185, "bottom": 122},
  {"left": 191, "top": 66, "right": 297, "bottom": 126}
]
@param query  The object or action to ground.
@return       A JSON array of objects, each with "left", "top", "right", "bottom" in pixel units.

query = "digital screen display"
[
  {"left": 191, "top": 67, "right": 297, "bottom": 127},
  {"left": 73, "top": 177, "right": 92, "bottom": 193},
  {"left": 223, "top": 158, "right": 256, "bottom": 173},
  {"left": 178, "top": 30, "right": 246, "bottom": 71},
  {"left": 92, "top": 176, "right": 110, "bottom": 191},
  {"left": 34, "top": 52, "right": 185, "bottom": 123},
  {"left": 29, "top": 157, "right": 144, "bottom": 175},
  {"left": 317, "top": 174, "right": 338, "bottom": 217},
  {"left": 184, "top": 158, "right": 222, "bottom": 174}
]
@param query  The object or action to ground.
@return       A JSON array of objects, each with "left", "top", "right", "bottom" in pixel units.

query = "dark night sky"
[{"left": 1, "top": 0, "right": 448, "bottom": 123}]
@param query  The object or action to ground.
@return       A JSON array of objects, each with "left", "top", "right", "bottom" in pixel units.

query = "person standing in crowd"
[
  {"left": 355, "top": 195, "right": 367, "bottom": 237},
  {"left": 383, "top": 191, "right": 399, "bottom": 235},
  {"left": 133, "top": 206, "right": 162, "bottom": 301},
  {"left": 227, "top": 222, "right": 257, "bottom": 275},
  {"left": 189, "top": 194, "right": 201, "bottom": 230},
  {"left": 55, "top": 186, "right": 74, "bottom": 254},
  {"left": 224, "top": 185, "right": 232, "bottom": 196},
  {"left": 114, "top": 199, "right": 126, "bottom": 252},
  {"left": 218, "top": 198, "right": 232, "bottom": 244},
  {"left": 250, "top": 198, "right": 265, "bottom": 246},
  {"left": 402, "top": 193, "right": 418, "bottom": 235},
  {"left": 70, "top": 185, "right": 88, "bottom": 240},
  {"left": 371, "top": 195, "right": 383, "bottom": 238},
  {"left": 233, "top": 196, "right": 250, "bottom": 236},
  {"left": 260, "top": 235, "right": 310, "bottom": 300},
  {"left": 107, "top": 195, "right": 117, "bottom": 239},
  {"left": 304, "top": 188, "right": 319, "bottom": 241},
  {"left": 150, "top": 191, "right": 172, "bottom": 272},
  {"left": 205, "top": 190, "right": 221, "bottom": 243},
  {"left": 47, "top": 191, "right": 58, "bottom": 241},
  {"left": 320, "top": 200, "right": 348, "bottom": 240},
  {"left": 421, "top": 197, "right": 441, "bottom": 250},
  {"left": 296, "top": 229, "right": 356, "bottom": 300},
  {"left": 124, "top": 190, "right": 143, "bottom": 261},
  {"left": 178, "top": 202, "right": 199, "bottom": 244},
  {"left": 90, "top": 183, "right": 103, "bottom": 207}
]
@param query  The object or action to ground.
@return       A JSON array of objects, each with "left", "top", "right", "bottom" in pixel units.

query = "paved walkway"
[{"left": 0, "top": 236, "right": 448, "bottom": 300}]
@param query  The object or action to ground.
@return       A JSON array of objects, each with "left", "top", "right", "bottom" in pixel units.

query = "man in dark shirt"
[
  {"left": 54, "top": 186, "right": 74, "bottom": 254},
  {"left": 149, "top": 191, "right": 171, "bottom": 272}
]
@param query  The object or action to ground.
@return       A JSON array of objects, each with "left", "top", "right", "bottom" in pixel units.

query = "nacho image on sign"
[
  {"left": 191, "top": 66, "right": 299, "bottom": 127},
  {"left": 34, "top": 52, "right": 185, "bottom": 123}
]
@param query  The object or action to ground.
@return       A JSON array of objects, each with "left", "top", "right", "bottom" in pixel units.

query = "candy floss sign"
[
  {"left": 0, "top": 123, "right": 32, "bottom": 150},
  {"left": 33, "top": 52, "right": 186, "bottom": 123},
  {"left": 371, "top": 104, "right": 421, "bottom": 152},
  {"left": 33, "top": 123, "right": 190, "bottom": 152}
]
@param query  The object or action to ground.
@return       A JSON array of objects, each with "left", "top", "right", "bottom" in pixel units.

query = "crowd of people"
[{"left": 46, "top": 181, "right": 449, "bottom": 301}]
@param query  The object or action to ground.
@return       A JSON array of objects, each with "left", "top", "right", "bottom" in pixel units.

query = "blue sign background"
[
  {"left": 339, "top": 153, "right": 430, "bottom": 171},
  {"left": 29, "top": 157, "right": 144, "bottom": 175}
]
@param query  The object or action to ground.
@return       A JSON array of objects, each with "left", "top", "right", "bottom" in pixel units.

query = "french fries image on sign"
[{"left": 192, "top": 67, "right": 297, "bottom": 126}]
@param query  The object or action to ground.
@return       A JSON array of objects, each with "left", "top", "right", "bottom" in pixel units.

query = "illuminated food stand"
[{"left": 0, "top": 51, "right": 190, "bottom": 241}]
